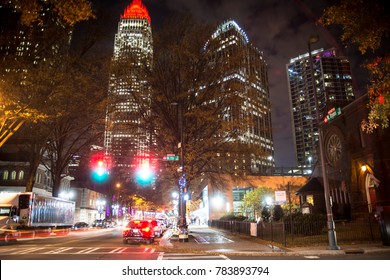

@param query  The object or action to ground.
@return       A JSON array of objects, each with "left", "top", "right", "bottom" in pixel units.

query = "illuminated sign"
[{"left": 324, "top": 107, "right": 341, "bottom": 123}]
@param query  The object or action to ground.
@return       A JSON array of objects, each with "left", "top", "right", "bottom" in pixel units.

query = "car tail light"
[{"left": 141, "top": 226, "right": 150, "bottom": 232}]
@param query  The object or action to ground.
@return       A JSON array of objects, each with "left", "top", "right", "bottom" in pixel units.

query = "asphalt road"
[{"left": 1, "top": 227, "right": 390, "bottom": 260}]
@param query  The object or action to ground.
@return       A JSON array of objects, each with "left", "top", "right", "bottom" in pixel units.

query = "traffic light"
[
  {"left": 135, "top": 162, "right": 155, "bottom": 186},
  {"left": 90, "top": 154, "right": 110, "bottom": 183}
]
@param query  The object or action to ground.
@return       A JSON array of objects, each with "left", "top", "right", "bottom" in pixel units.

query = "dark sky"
[{"left": 81, "top": 0, "right": 368, "bottom": 168}]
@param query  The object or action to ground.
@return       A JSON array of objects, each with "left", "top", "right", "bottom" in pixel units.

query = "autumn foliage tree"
[
  {"left": 0, "top": 0, "right": 107, "bottom": 196},
  {"left": 321, "top": 0, "right": 389, "bottom": 132}
]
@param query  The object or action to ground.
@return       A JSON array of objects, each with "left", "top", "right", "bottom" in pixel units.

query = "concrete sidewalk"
[{"left": 159, "top": 225, "right": 390, "bottom": 257}]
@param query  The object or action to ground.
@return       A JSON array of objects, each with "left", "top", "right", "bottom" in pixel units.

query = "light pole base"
[{"left": 327, "top": 229, "right": 340, "bottom": 250}]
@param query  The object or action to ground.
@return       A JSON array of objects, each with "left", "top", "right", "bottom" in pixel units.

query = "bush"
[
  {"left": 273, "top": 205, "right": 284, "bottom": 221},
  {"left": 283, "top": 213, "right": 327, "bottom": 236},
  {"left": 219, "top": 213, "right": 247, "bottom": 221}
]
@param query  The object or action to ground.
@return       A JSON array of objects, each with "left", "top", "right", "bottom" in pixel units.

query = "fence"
[{"left": 209, "top": 216, "right": 382, "bottom": 247}]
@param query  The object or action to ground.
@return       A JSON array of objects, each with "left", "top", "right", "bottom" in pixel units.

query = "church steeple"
[{"left": 121, "top": 0, "right": 151, "bottom": 24}]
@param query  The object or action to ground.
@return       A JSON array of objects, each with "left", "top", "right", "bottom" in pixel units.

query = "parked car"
[
  {"left": 92, "top": 219, "right": 104, "bottom": 227},
  {"left": 103, "top": 219, "right": 116, "bottom": 228},
  {"left": 123, "top": 220, "right": 155, "bottom": 244},
  {"left": 148, "top": 219, "right": 163, "bottom": 238},
  {"left": 156, "top": 218, "right": 168, "bottom": 231},
  {"left": 72, "top": 222, "right": 89, "bottom": 230}
]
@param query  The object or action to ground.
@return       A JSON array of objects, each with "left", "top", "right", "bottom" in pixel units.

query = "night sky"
[{"left": 79, "top": 0, "right": 368, "bottom": 168}]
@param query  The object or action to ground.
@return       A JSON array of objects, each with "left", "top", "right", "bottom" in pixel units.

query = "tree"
[
  {"left": 4, "top": 52, "right": 108, "bottom": 195},
  {"left": 321, "top": 0, "right": 390, "bottom": 132},
  {"left": 0, "top": 0, "right": 95, "bottom": 144},
  {"left": 0, "top": 0, "right": 106, "bottom": 196},
  {"left": 242, "top": 187, "right": 273, "bottom": 220},
  {"left": 0, "top": 96, "right": 46, "bottom": 148},
  {"left": 42, "top": 55, "right": 108, "bottom": 197},
  {"left": 2, "top": 0, "right": 94, "bottom": 27}
]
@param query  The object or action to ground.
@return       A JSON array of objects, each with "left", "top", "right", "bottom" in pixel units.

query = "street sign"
[
  {"left": 275, "top": 191, "right": 287, "bottom": 205},
  {"left": 164, "top": 155, "right": 179, "bottom": 161},
  {"left": 324, "top": 107, "right": 341, "bottom": 123}
]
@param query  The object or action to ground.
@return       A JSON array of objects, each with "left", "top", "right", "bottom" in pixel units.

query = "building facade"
[
  {"left": 104, "top": 0, "right": 153, "bottom": 179},
  {"left": 205, "top": 20, "right": 275, "bottom": 175},
  {"left": 287, "top": 48, "right": 355, "bottom": 168}
]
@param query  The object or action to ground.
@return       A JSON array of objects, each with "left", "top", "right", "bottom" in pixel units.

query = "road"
[
  {"left": 1, "top": 227, "right": 390, "bottom": 260},
  {"left": 0, "top": 227, "right": 228, "bottom": 260}
]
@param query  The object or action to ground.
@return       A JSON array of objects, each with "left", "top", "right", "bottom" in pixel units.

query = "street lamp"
[
  {"left": 308, "top": 35, "right": 340, "bottom": 250},
  {"left": 171, "top": 102, "right": 189, "bottom": 242}
]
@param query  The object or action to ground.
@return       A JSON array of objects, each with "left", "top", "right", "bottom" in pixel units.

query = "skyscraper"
[
  {"left": 104, "top": 0, "right": 153, "bottom": 179},
  {"left": 287, "top": 48, "right": 355, "bottom": 168},
  {"left": 206, "top": 20, "right": 275, "bottom": 175}
]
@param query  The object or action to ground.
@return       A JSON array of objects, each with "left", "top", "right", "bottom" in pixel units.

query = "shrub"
[
  {"left": 219, "top": 213, "right": 247, "bottom": 221},
  {"left": 283, "top": 213, "right": 327, "bottom": 236}
]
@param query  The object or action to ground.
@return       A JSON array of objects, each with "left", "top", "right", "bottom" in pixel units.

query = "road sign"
[
  {"left": 275, "top": 191, "right": 287, "bottom": 205},
  {"left": 164, "top": 155, "right": 179, "bottom": 161},
  {"left": 324, "top": 107, "right": 341, "bottom": 123}
]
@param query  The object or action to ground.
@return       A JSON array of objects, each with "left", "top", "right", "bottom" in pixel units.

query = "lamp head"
[{"left": 308, "top": 35, "right": 319, "bottom": 45}]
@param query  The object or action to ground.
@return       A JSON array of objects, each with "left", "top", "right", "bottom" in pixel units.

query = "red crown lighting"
[{"left": 121, "top": 0, "right": 151, "bottom": 24}]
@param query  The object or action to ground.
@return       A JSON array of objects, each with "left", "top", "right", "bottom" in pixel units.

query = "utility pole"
[{"left": 308, "top": 35, "right": 340, "bottom": 250}]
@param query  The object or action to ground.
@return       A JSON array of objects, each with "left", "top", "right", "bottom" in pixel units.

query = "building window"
[
  {"left": 11, "top": 171, "right": 17, "bottom": 180},
  {"left": 18, "top": 171, "right": 24, "bottom": 180},
  {"left": 3, "top": 170, "right": 9, "bottom": 180},
  {"left": 307, "top": 195, "right": 314, "bottom": 205}
]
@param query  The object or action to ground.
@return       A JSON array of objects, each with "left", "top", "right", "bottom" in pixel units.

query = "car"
[
  {"left": 148, "top": 219, "right": 163, "bottom": 238},
  {"left": 103, "top": 219, "right": 116, "bottom": 228},
  {"left": 92, "top": 219, "right": 104, "bottom": 227},
  {"left": 72, "top": 222, "right": 89, "bottom": 230},
  {"left": 156, "top": 218, "right": 168, "bottom": 230},
  {"left": 122, "top": 220, "right": 155, "bottom": 244}
]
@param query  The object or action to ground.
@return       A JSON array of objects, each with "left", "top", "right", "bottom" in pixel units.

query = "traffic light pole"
[{"left": 176, "top": 102, "right": 188, "bottom": 242}]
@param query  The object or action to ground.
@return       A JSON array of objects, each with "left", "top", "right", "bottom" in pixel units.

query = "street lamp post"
[
  {"left": 172, "top": 102, "right": 189, "bottom": 242},
  {"left": 308, "top": 35, "right": 340, "bottom": 250}
]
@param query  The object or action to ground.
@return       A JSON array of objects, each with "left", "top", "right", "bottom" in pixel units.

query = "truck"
[{"left": 0, "top": 192, "right": 75, "bottom": 240}]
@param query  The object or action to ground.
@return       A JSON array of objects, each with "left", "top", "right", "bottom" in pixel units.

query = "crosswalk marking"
[
  {"left": 0, "top": 246, "right": 159, "bottom": 255},
  {"left": 0, "top": 246, "right": 228, "bottom": 259},
  {"left": 46, "top": 247, "right": 73, "bottom": 254},
  {"left": 11, "top": 247, "right": 43, "bottom": 255},
  {"left": 158, "top": 252, "right": 229, "bottom": 260},
  {"left": 78, "top": 247, "right": 99, "bottom": 254},
  {"left": 109, "top": 247, "right": 127, "bottom": 253}
]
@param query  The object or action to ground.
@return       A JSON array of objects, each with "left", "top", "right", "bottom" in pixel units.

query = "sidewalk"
[{"left": 159, "top": 224, "right": 390, "bottom": 257}]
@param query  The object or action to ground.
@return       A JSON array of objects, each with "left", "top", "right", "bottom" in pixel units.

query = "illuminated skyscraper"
[
  {"left": 287, "top": 48, "right": 355, "bottom": 167},
  {"left": 206, "top": 20, "right": 275, "bottom": 174},
  {"left": 104, "top": 0, "right": 153, "bottom": 177}
]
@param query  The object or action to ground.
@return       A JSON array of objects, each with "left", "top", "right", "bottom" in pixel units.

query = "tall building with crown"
[
  {"left": 205, "top": 20, "right": 275, "bottom": 175},
  {"left": 287, "top": 48, "right": 355, "bottom": 168},
  {"left": 104, "top": 0, "right": 153, "bottom": 179}
]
